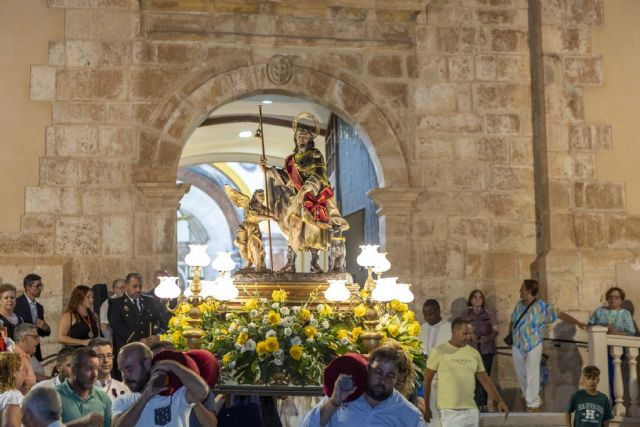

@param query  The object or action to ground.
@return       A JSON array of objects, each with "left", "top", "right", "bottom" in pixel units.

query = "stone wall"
[{"left": 0, "top": 0, "right": 638, "bottom": 411}]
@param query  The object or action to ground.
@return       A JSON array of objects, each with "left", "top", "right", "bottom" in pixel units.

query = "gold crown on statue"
[{"left": 292, "top": 112, "right": 320, "bottom": 139}]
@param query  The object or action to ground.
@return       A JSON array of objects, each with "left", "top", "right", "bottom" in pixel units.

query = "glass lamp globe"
[
  {"left": 200, "top": 280, "right": 217, "bottom": 298},
  {"left": 397, "top": 283, "right": 414, "bottom": 303},
  {"left": 372, "top": 277, "right": 398, "bottom": 302},
  {"left": 154, "top": 276, "right": 181, "bottom": 299},
  {"left": 357, "top": 245, "right": 380, "bottom": 268},
  {"left": 185, "top": 245, "right": 211, "bottom": 267},
  {"left": 373, "top": 252, "right": 391, "bottom": 275},
  {"left": 213, "top": 277, "right": 239, "bottom": 301},
  {"left": 212, "top": 252, "right": 236, "bottom": 272},
  {"left": 324, "top": 279, "right": 350, "bottom": 302}
]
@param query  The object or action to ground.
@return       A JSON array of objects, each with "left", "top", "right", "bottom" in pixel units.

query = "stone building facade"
[{"left": 1, "top": 0, "right": 639, "bottom": 411}]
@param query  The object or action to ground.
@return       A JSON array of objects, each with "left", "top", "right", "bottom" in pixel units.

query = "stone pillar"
[
  {"left": 587, "top": 325, "right": 609, "bottom": 396},
  {"left": 135, "top": 183, "right": 190, "bottom": 285},
  {"left": 367, "top": 186, "right": 422, "bottom": 283}
]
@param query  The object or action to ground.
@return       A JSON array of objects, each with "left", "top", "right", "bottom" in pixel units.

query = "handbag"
[{"left": 503, "top": 299, "right": 536, "bottom": 346}]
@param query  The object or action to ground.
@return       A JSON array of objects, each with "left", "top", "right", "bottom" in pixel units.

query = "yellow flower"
[
  {"left": 300, "top": 309, "right": 311, "bottom": 321},
  {"left": 336, "top": 329, "right": 349, "bottom": 340},
  {"left": 267, "top": 310, "right": 281, "bottom": 325},
  {"left": 236, "top": 332, "right": 249, "bottom": 345},
  {"left": 289, "top": 345, "right": 303, "bottom": 360},
  {"left": 271, "top": 289, "right": 288, "bottom": 303},
  {"left": 179, "top": 303, "right": 192, "bottom": 315},
  {"left": 304, "top": 326, "right": 317, "bottom": 338},
  {"left": 179, "top": 317, "right": 190, "bottom": 328},
  {"left": 256, "top": 341, "right": 268, "bottom": 356},
  {"left": 390, "top": 300, "right": 403, "bottom": 312},
  {"left": 222, "top": 352, "right": 233, "bottom": 365},
  {"left": 265, "top": 336, "right": 280, "bottom": 352},
  {"left": 321, "top": 305, "right": 333, "bottom": 316},
  {"left": 159, "top": 333, "right": 168, "bottom": 341},
  {"left": 244, "top": 299, "right": 258, "bottom": 310},
  {"left": 171, "top": 330, "right": 182, "bottom": 344},
  {"left": 353, "top": 304, "right": 367, "bottom": 317},
  {"left": 402, "top": 311, "right": 415, "bottom": 322},
  {"left": 399, "top": 303, "right": 408, "bottom": 313},
  {"left": 351, "top": 326, "right": 363, "bottom": 341},
  {"left": 388, "top": 324, "right": 400, "bottom": 337},
  {"left": 407, "top": 321, "right": 421, "bottom": 336},
  {"left": 198, "top": 303, "right": 208, "bottom": 313},
  {"left": 171, "top": 317, "right": 181, "bottom": 328},
  {"left": 359, "top": 289, "right": 369, "bottom": 299},
  {"left": 380, "top": 331, "right": 388, "bottom": 343}
]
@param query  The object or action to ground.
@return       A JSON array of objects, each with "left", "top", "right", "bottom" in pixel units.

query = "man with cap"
[
  {"left": 112, "top": 342, "right": 210, "bottom": 427},
  {"left": 301, "top": 346, "right": 426, "bottom": 427}
]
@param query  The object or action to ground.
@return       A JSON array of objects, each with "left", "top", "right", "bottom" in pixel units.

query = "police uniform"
[{"left": 108, "top": 294, "right": 164, "bottom": 380}]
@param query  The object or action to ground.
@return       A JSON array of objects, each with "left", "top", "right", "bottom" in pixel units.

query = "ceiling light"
[
  {"left": 262, "top": 100, "right": 273, "bottom": 104},
  {"left": 239, "top": 130, "right": 253, "bottom": 138}
]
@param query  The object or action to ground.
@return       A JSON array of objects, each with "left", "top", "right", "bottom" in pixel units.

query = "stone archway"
[{"left": 136, "top": 60, "right": 420, "bottom": 278}]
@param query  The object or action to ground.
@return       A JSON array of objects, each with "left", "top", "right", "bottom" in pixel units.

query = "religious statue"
[
  {"left": 224, "top": 185, "right": 275, "bottom": 271},
  {"left": 260, "top": 112, "right": 349, "bottom": 273},
  {"left": 328, "top": 235, "right": 347, "bottom": 273}
]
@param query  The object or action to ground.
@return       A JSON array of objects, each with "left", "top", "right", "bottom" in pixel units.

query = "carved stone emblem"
[{"left": 267, "top": 55, "right": 293, "bottom": 85}]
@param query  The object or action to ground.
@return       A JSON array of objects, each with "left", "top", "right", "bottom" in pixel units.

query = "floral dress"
[{"left": 588, "top": 307, "right": 636, "bottom": 336}]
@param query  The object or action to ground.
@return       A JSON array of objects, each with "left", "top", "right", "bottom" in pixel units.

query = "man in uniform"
[{"left": 108, "top": 273, "right": 164, "bottom": 380}]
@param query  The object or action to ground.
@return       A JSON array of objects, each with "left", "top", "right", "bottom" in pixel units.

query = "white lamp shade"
[
  {"left": 324, "top": 280, "right": 350, "bottom": 302},
  {"left": 213, "top": 277, "right": 239, "bottom": 301},
  {"left": 357, "top": 245, "right": 380, "bottom": 268},
  {"left": 154, "top": 276, "right": 181, "bottom": 299},
  {"left": 397, "top": 283, "right": 414, "bottom": 303},
  {"left": 200, "top": 280, "right": 217, "bottom": 298},
  {"left": 185, "top": 244, "right": 211, "bottom": 267},
  {"left": 373, "top": 252, "right": 391, "bottom": 274},
  {"left": 372, "top": 277, "right": 398, "bottom": 302},
  {"left": 212, "top": 252, "right": 236, "bottom": 272}
]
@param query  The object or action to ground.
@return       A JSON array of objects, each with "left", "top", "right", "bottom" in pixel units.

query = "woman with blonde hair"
[
  {"left": 57, "top": 285, "right": 100, "bottom": 347},
  {"left": 0, "top": 352, "right": 24, "bottom": 427},
  {"left": 387, "top": 339, "right": 425, "bottom": 416}
]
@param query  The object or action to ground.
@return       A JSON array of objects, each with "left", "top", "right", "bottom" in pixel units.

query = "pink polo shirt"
[{"left": 14, "top": 345, "right": 36, "bottom": 390}]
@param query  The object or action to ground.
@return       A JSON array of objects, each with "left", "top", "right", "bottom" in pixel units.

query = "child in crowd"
[{"left": 566, "top": 365, "right": 613, "bottom": 427}]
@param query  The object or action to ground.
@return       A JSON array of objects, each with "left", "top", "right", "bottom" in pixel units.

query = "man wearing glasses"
[
  {"left": 89, "top": 338, "right": 129, "bottom": 400},
  {"left": 15, "top": 273, "right": 51, "bottom": 363},
  {"left": 14, "top": 323, "right": 41, "bottom": 392}
]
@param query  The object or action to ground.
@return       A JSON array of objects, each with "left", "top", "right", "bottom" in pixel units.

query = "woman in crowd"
[
  {"left": 0, "top": 284, "right": 22, "bottom": 341},
  {"left": 0, "top": 352, "right": 24, "bottom": 427},
  {"left": 462, "top": 289, "right": 498, "bottom": 412},
  {"left": 587, "top": 286, "right": 636, "bottom": 336},
  {"left": 57, "top": 285, "right": 100, "bottom": 347}
]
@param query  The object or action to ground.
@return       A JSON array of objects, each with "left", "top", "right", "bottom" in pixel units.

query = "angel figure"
[{"left": 224, "top": 185, "right": 275, "bottom": 271}]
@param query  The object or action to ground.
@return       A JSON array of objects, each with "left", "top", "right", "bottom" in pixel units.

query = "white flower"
[
  {"left": 290, "top": 336, "right": 302, "bottom": 346},
  {"left": 266, "top": 329, "right": 277, "bottom": 338},
  {"left": 230, "top": 361, "right": 236, "bottom": 369},
  {"left": 310, "top": 318, "right": 319, "bottom": 327},
  {"left": 306, "top": 337, "right": 315, "bottom": 343},
  {"left": 260, "top": 298, "right": 268, "bottom": 303},
  {"left": 282, "top": 316, "right": 294, "bottom": 327},
  {"left": 274, "top": 358, "right": 283, "bottom": 366},
  {"left": 228, "top": 323, "right": 237, "bottom": 332},
  {"left": 262, "top": 316, "right": 269, "bottom": 325},
  {"left": 249, "top": 310, "right": 259, "bottom": 318},
  {"left": 240, "top": 346, "right": 247, "bottom": 353},
  {"left": 317, "top": 304, "right": 325, "bottom": 313},
  {"left": 322, "top": 320, "right": 329, "bottom": 329},
  {"left": 316, "top": 332, "right": 323, "bottom": 338},
  {"left": 248, "top": 322, "right": 257, "bottom": 328},
  {"left": 340, "top": 337, "right": 350, "bottom": 345},
  {"left": 275, "top": 349, "right": 284, "bottom": 358},
  {"left": 292, "top": 306, "right": 301, "bottom": 313},
  {"left": 234, "top": 343, "right": 243, "bottom": 350},
  {"left": 284, "top": 327, "right": 292, "bottom": 336},
  {"left": 246, "top": 339, "right": 256, "bottom": 351},
  {"left": 280, "top": 306, "right": 290, "bottom": 316},
  {"left": 241, "top": 327, "right": 248, "bottom": 333},
  {"left": 226, "top": 313, "right": 234, "bottom": 321},
  {"left": 271, "top": 303, "right": 280, "bottom": 309}
]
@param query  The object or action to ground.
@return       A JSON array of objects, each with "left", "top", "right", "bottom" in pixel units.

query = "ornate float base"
[{"left": 230, "top": 271, "right": 357, "bottom": 304}]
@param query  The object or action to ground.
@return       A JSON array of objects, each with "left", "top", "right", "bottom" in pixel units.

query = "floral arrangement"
[{"left": 162, "top": 288, "right": 426, "bottom": 386}]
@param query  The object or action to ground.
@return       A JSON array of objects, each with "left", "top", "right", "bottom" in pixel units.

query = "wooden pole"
[{"left": 258, "top": 105, "right": 274, "bottom": 270}]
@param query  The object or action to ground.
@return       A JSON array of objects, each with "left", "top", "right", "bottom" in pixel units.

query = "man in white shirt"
[
  {"left": 112, "top": 342, "right": 208, "bottom": 427},
  {"left": 417, "top": 299, "right": 451, "bottom": 427},
  {"left": 22, "top": 387, "right": 66, "bottom": 427},
  {"left": 301, "top": 346, "right": 426, "bottom": 427},
  {"left": 89, "top": 338, "right": 129, "bottom": 400},
  {"left": 33, "top": 347, "right": 75, "bottom": 390}
]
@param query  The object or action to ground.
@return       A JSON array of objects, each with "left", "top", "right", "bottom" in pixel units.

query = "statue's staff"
[{"left": 257, "top": 105, "right": 274, "bottom": 270}]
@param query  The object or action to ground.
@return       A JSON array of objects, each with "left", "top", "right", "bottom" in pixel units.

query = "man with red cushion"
[
  {"left": 301, "top": 346, "right": 427, "bottom": 427},
  {"left": 111, "top": 343, "right": 209, "bottom": 427}
]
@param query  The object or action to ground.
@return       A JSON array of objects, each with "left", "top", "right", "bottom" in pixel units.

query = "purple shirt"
[{"left": 462, "top": 307, "right": 498, "bottom": 354}]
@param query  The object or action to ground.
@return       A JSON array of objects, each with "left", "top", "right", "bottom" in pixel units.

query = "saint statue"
[
  {"left": 260, "top": 112, "right": 349, "bottom": 273},
  {"left": 224, "top": 186, "right": 275, "bottom": 271}
]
